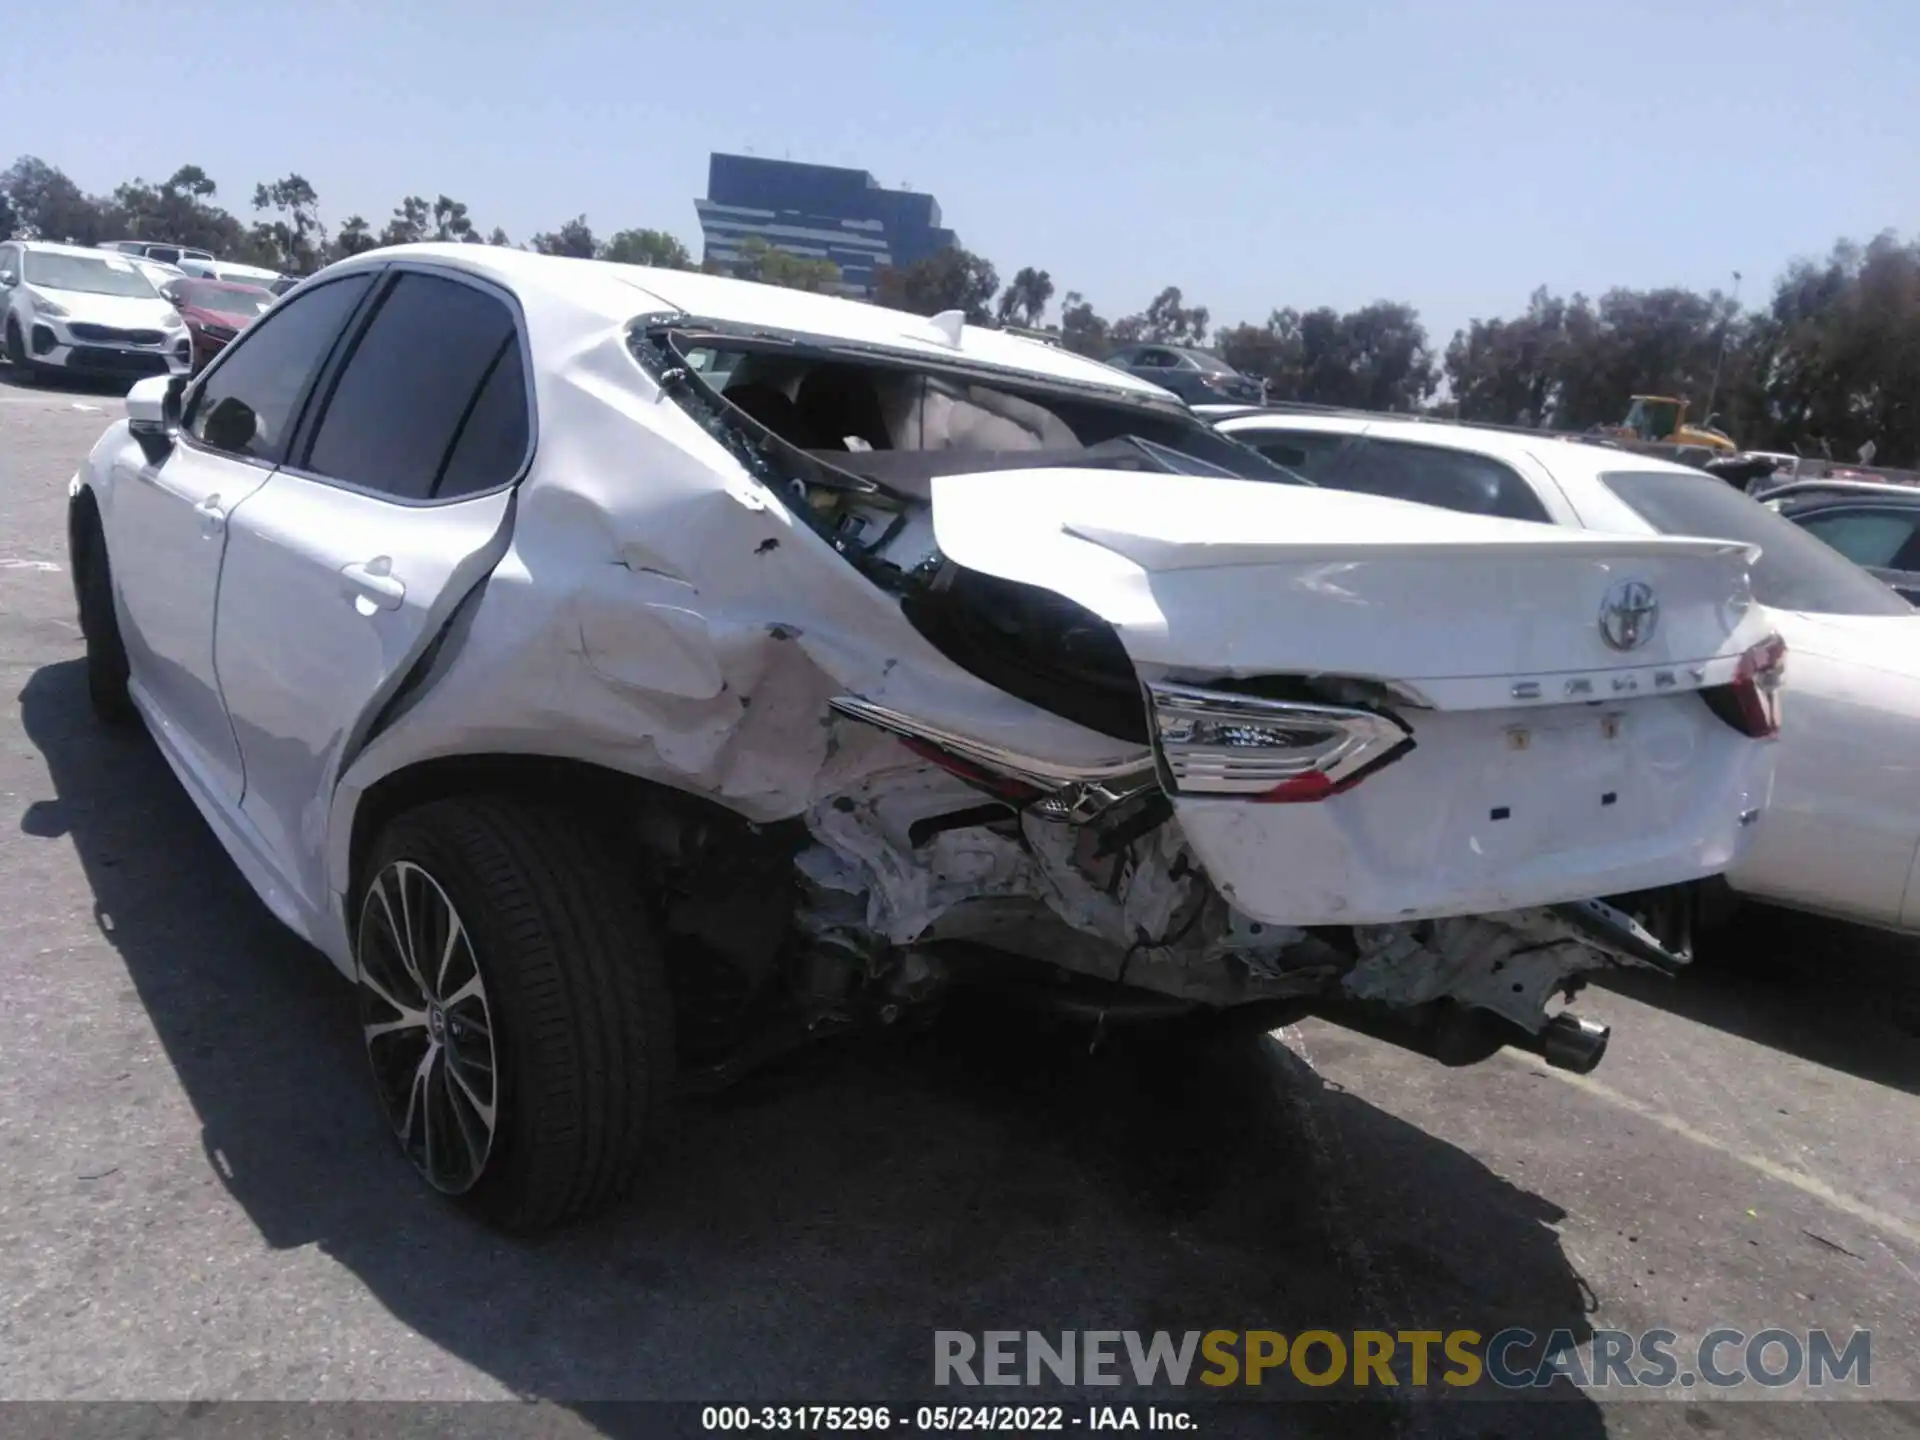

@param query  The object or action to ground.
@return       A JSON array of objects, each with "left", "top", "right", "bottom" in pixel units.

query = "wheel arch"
[{"left": 337, "top": 750, "right": 773, "bottom": 937}]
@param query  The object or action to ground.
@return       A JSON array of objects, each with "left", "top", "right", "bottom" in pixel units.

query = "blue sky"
[{"left": 9, "top": 0, "right": 1915, "bottom": 347}]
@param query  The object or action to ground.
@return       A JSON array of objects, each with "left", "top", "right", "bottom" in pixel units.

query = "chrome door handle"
[
  {"left": 341, "top": 557, "right": 406, "bottom": 611},
  {"left": 197, "top": 493, "right": 226, "bottom": 536}
]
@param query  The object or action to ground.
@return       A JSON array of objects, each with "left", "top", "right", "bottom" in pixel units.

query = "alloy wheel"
[{"left": 356, "top": 859, "right": 499, "bottom": 1193}]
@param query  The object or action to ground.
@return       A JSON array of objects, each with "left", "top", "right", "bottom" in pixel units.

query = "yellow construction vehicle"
[{"left": 1599, "top": 395, "right": 1737, "bottom": 453}]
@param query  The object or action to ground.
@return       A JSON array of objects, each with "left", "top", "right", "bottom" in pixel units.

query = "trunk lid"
[
  {"left": 929, "top": 467, "right": 1772, "bottom": 708},
  {"left": 922, "top": 466, "right": 1776, "bottom": 925}
]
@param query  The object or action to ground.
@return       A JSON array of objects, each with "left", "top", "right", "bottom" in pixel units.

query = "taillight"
[
  {"left": 1730, "top": 632, "right": 1786, "bottom": 738},
  {"left": 1703, "top": 633, "right": 1786, "bottom": 738},
  {"left": 1146, "top": 683, "right": 1415, "bottom": 803}
]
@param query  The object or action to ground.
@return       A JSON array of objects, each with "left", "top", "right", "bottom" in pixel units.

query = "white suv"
[
  {"left": 67, "top": 246, "right": 1779, "bottom": 1230},
  {"left": 1, "top": 241, "right": 192, "bottom": 382}
]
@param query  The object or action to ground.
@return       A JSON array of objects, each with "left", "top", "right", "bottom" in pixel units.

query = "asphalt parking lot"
[{"left": 1, "top": 368, "right": 1917, "bottom": 1439}]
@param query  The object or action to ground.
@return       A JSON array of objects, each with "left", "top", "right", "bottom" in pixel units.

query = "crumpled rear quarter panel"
[{"left": 324, "top": 327, "right": 1143, "bottom": 902}]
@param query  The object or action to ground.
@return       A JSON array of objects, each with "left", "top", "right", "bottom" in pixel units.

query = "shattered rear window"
[{"left": 628, "top": 318, "right": 1307, "bottom": 497}]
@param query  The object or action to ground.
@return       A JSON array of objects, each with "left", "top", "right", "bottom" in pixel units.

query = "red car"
[{"left": 158, "top": 278, "right": 276, "bottom": 373}]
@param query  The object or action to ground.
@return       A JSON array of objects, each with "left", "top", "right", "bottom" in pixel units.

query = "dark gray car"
[
  {"left": 1102, "top": 343, "right": 1267, "bottom": 407},
  {"left": 1762, "top": 481, "right": 1920, "bottom": 604}
]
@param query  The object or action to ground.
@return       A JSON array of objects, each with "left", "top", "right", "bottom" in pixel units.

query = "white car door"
[
  {"left": 102, "top": 272, "right": 377, "bottom": 807},
  {"left": 210, "top": 265, "right": 530, "bottom": 913}
]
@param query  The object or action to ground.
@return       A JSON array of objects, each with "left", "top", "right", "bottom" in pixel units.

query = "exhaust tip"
[{"left": 1539, "top": 1013, "right": 1610, "bottom": 1074}]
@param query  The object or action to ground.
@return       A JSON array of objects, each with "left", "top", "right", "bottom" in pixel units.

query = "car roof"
[
  {"left": 1761, "top": 479, "right": 1920, "bottom": 509},
  {"left": 1213, "top": 407, "right": 1716, "bottom": 521},
  {"left": 320, "top": 244, "right": 1178, "bottom": 403},
  {"left": 14, "top": 239, "right": 138, "bottom": 259}
]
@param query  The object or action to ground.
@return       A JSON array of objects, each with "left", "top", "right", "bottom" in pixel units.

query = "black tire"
[
  {"left": 71, "top": 505, "right": 135, "bottom": 723},
  {"left": 356, "top": 796, "right": 676, "bottom": 1233},
  {"left": 4, "top": 317, "right": 39, "bottom": 382}
]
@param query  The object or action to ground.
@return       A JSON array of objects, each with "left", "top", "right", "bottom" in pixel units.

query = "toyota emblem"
[{"left": 1599, "top": 579, "right": 1659, "bottom": 652}]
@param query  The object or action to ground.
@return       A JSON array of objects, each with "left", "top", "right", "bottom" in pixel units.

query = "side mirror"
[
  {"left": 0, "top": 269, "right": 15, "bottom": 287},
  {"left": 126, "top": 374, "right": 186, "bottom": 462}
]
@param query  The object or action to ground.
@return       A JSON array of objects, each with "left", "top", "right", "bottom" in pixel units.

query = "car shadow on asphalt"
[
  {"left": 0, "top": 362, "right": 137, "bottom": 398},
  {"left": 19, "top": 657, "right": 1611, "bottom": 1438},
  {"left": 1597, "top": 907, "right": 1919, "bottom": 1098}
]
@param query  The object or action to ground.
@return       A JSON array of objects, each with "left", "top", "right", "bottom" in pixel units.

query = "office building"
[{"left": 694, "top": 153, "right": 957, "bottom": 297}]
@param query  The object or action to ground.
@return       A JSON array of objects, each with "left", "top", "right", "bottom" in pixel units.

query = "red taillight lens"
[
  {"left": 1727, "top": 632, "right": 1786, "bottom": 738},
  {"left": 1146, "top": 683, "right": 1416, "bottom": 803},
  {"left": 898, "top": 736, "right": 1045, "bottom": 805}
]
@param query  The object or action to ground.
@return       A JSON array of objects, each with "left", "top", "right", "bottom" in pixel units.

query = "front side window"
[
  {"left": 21, "top": 251, "right": 159, "bottom": 298},
  {"left": 185, "top": 273, "right": 374, "bottom": 463},
  {"left": 1794, "top": 510, "right": 1920, "bottom": 571},
  {"left": 301, "top": 271, "right": 526, "bottom": 501},
  {"left": 1602, "top": 470, "right": 1914, "bottom": 616}
]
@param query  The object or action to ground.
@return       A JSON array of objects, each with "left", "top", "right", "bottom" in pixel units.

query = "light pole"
[{"left": 1702, "top": 269, "right": 1742, "bottom": 429}]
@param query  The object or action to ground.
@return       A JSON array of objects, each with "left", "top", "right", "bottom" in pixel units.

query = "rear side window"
[
  {"left": 1240, "top": 428, "right": 1353, "bottom": 481},
  {"left": 303, "top": 271, "right": 528, "bottom": 501},
  {"left": 1332, "top": 439, "right": 1551, "bottom": 523},
  {"left": 1794, "top": 510, "right": 1920, "bottom": 571},
  {"left": 185, "top": 273, "right": 374, "bottom": 463},
  {"left": 435, "top": 338, "right": 530, "bottom": 499},
  {"left": 1602, "top": 470, "right": 1914, "bottom": 615}
]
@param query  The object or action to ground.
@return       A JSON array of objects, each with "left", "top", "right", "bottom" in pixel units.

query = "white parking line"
[
  {"left": 1512, "top": 1054, "right": 1920, "bottom": 1252},
  {"left": 0, "top": 558, "right": 62, "bottom": 572}
]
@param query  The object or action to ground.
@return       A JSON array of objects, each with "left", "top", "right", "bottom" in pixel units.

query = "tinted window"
[
  {"left": 186, "top": 273, "right": 373, "bottom": 463},
  {"left": 1795, "top": 509, "right": 1920, "bottom": 570},
  {"left": 1128, "top": 349, "right": 1176, "bottom": 368},
  {"left": 1241, "top": 428, "right": 1354, "bottom": 481},
  {"left": 435, "top": 337, "right": 531, "bottom": 498},
  {"left": 1602, "top": 470, "right": 1914, "bottom": 616},
  {"left": 1331, "top": 439, "right": 1551, "bottom": 522},
  {"left": 302, "top": 272, "right": 521, "bottom": 500}
]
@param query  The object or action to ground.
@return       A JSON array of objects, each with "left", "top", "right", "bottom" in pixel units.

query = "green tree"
[
  {"left": 332, "top": 215, "right": 378, "bottom": 260},
  {"left": 107, "top": 164, "right": 247, "bottom": 254},
  {"left": 1112, "top": 286, "right": 1210, "bottom": 347},
  {"left": 431, "top": 195, "right": 477, "bottom": 243},
  {"left": 994, "top": 266, "right": 1055, "bottom": 328},
  {"left": 875, "top": 246, "right": 999, "bottom": 322},
  {"left": 379, "top": 196, "right": 432, "bottom": 248},
  {"left": 250, "top": 174, "right": 327, "bottom": 273},
  {"left": 485, "top": 226, "right": 512, "bottom": 248},
  {"left": 1757, "top": 232, "right": 1920, "bottom": 463},
  {"left": 1057, "top": 290, "right": 1110, "bottom": 357},
  {"left": 1219, "top": 300, "right": 1435, "bottom": 411},
  {"left": 735, "top": 235, "right": 840, "bottom": 291},
  {"left": 601, "top": 227, "right": 694, "bottom": 268},
  {"left": 0, "top": 189, "right": 14, "bottom": 242},
  {"left": 1, "top": 157, "right": 105, "bottom": 243},
  {"left": 530, "top": 214, "right": 598, "bottom": 258},
  {"left": 3, "top": 157, "right": 109, "bottom": 243}
]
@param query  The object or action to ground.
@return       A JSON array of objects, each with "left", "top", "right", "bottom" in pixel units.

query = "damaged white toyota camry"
[{"left": 67, "top": 245, "right": 1784, "bottom": 1231}]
